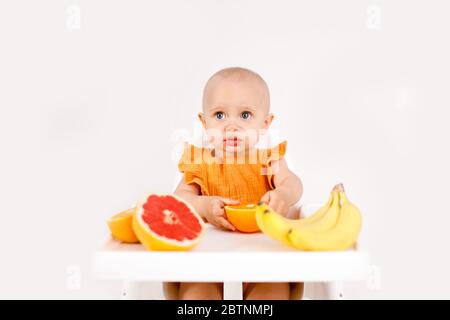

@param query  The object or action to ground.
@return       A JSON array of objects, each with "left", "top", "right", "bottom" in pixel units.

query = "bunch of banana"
[{"left": 255, "top": 184, "right": 362, "bottom": 251}]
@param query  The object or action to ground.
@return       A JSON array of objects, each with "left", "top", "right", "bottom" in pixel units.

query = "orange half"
[
  {"left": 224, "top": 204, "right": 260, "bottom": 233},
  {"left": 107, "top": 207, "right": 140, "bottom": 243}
]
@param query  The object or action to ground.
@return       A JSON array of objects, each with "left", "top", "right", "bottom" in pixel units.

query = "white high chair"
[
  {"left": 93, "top": 198, "right": 369, "bottom": 300},
  {"left": 92, "top": 151, "right": 370, "bottom": 300}
]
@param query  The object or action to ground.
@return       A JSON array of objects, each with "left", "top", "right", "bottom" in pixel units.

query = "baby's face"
[{"left": 199, "top": 76, "right": 273, "bottom": 155}]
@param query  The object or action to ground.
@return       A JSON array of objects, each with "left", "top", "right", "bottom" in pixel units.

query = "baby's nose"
[{"left": 224, "top": 125, "right": 240, "bottom": 134}]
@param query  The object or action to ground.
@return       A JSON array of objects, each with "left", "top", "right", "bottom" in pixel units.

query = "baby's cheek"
[
  {"left": 205, "top": 127, "right": 223, "bottom": 143},
  {"left": 243, "top": 134, "right": 259, "bottom": 148}
]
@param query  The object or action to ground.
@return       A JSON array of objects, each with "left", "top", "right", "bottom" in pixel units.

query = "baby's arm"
[
  {"left": 174, "top": 179, "right": 209, "bottom": 218},
  {"left": 174, "top": 178, "right": 238, "bottom": 231},
  {"left": 260, "top": 158, "right": 303, "bottom": 217}
]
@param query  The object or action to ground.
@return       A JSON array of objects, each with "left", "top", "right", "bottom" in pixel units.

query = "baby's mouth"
[{"left": 223, "top": 137, "right": 242, "bottom": 147}]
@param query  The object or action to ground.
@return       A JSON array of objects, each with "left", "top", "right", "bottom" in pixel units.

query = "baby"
[{"left": 171, "top": 67, "right": 303, "bottom": 300}]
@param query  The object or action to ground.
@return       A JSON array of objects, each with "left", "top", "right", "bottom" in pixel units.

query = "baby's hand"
[
  {"left": 204, "top": 196, "right": 239, "bottom": 231},
  {"left": 260, "top": 189, "right": 289, "bottom": 216}
]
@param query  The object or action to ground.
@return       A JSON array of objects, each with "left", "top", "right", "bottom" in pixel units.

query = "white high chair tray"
[{"left": 93, "top": 224, "right": 370, "bottom": 282}]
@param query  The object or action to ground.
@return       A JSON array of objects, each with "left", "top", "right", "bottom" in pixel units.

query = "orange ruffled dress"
[
  {"left": 163, "top": 140, "right": 303, "bottom": 300},
  {"left": 177, "top": 140, "right": 287, "bottom": 205}
]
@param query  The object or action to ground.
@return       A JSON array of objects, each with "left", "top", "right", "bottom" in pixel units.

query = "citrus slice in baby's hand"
[
  {"left": 132, "top": 193, "right": 205, "bottom": 251},
  {"left": 224, "top": 204, "right": 260, "bottom": 233},
  {"left": 107, "top": 207, "right": 140, "bottom": 243}
]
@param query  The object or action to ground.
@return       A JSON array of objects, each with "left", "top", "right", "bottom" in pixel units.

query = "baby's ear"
[
  {"left": 198, "top": 112, "right": 207, "bottom": 129},
  {"left": 264, "top": 113, "right": 274, "bottom": 129}
]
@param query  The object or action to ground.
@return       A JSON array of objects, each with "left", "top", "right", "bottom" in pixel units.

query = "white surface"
[{"left": 93, "top": 224, "right": 370, "bottom": 282}]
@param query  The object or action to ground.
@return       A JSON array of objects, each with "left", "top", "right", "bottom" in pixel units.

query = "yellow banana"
[
  {"left": 255, "top": 190, "right": 337, "bottom": 246},
  {"left": 256, "top": 191, "right": 339, "bottom": 244},
  {"left": 286, "top": 191, "right": 362, "bottom": 251},
  {"left": 255, "top": 204, "right": 292, "bottom": 246},
  {"left": 289, "top": 191, "right": 333, "bottom": 227},
  {"left": 290, "top": 190, "right": 340, "bottom": 232}
]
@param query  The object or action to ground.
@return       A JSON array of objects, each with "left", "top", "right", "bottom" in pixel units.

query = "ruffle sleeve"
[
  {"left": 261, "top": 140, "right": 287, "bottom": 189},
  {"left": 177, "top": 142, "right": 209, "bottom": 196}
]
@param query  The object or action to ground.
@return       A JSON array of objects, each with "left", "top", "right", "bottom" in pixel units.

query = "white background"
[{"left": 0, "top": 0, "right": 449, "bottom": 299}]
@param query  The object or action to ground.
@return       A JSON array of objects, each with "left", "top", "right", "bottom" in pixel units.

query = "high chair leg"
[
  {"left": 304, "top": 281, "right": 345, "bottom": 300},
  {"left": 121, "top": 280, "right": 141, "bottom": 300},
  {"left": 326, "top": 281, "right": 345, "bottom": 300},
  {"left": 223, "top": 282, "right": 243, "bottom": 300}
]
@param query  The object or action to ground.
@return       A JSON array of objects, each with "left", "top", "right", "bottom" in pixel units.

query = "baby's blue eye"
[
  {"left": 214, "top": 112, "right": 225, "bottom": 120},
  {"left": 241, "top": 111, "right": 252, "bottom": 120}
]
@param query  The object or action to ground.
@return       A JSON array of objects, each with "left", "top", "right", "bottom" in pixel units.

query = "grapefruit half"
[{"left": 132, "top": 193, "right": 205, "bottom": 251}]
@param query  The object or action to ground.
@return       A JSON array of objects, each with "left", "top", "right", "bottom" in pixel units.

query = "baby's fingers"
[
  {"left": 259, "top": 192, "right": 271, "bottom": 205},
  {"left": 218, "top": 197, "right": 240, "bottom": 206},
  {"left": 217, "top": 217, "right": 236, "bottom": 231}
]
